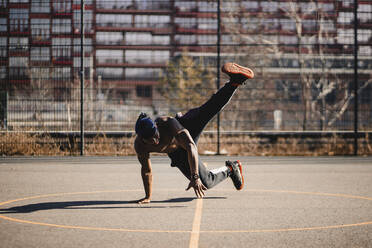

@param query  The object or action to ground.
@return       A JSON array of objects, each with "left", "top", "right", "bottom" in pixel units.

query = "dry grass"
[
  {"left": 0, "top": 132, "right": 67, "bottom": 156},
  {"left": 1, "top": 132, "right": 371, "bottom": 156}
]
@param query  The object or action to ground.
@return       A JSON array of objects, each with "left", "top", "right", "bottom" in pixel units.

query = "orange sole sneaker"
[
  {"left": 236, "top": 160, "right": 244, "bottom": 190},
  {"left": 221, "top": 62, "right": 254, "bottom": 79}
]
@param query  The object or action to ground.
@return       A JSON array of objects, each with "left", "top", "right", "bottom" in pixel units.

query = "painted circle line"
[{"left": 0, "top": 189, "right": 371, "bottom": 233}]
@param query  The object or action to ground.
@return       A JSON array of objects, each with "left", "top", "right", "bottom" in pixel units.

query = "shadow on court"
[{"left": 0, "top": 197, "right": 226, "bottom": 214}]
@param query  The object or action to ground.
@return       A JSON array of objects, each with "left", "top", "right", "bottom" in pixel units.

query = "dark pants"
[{"left": 167, "top": 83, "right": 237, "bottom": 189}]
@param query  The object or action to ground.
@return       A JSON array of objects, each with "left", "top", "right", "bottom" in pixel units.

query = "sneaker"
[
  {"left": 226, "top": 160, "right": 244, "bottom": 190},
  {"left": 221, "top": 62, "right": 254, "bottom": 85}
]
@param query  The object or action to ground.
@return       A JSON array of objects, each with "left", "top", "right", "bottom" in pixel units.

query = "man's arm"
[
  {"left": 169, "top": 118, "right": 207, "bottom": 198},
  {"left": 135, "top": 140, "right": 152, "bottom": 204}
]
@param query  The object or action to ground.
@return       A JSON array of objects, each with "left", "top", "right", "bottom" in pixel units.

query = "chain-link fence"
[{"left": 0, "top": 0, "right": 371, "bottom": 156}]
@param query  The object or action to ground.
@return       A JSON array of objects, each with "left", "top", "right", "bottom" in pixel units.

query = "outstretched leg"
[{"left": 176, "top": 63, "right": 254, "bottom": 143}]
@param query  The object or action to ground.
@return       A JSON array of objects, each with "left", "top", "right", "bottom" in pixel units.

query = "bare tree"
[{"left": 157, "top": 52, "right": 215, "bottom": 114}]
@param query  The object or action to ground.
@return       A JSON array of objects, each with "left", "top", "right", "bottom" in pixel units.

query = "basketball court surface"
[{"left": 0, "top": 156, "right": 371, "bottom": 248}]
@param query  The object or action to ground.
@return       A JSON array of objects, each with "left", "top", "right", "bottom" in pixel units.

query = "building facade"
[{"left": 0, "top": 0, "right": 371, "bottom": 130}]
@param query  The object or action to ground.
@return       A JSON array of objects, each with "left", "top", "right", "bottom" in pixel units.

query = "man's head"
[{"left": 135, "top": 113, "right": 160, "bottom": 145}]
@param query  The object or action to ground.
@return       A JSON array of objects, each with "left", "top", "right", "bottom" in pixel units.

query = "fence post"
[
  {"left": 353, "top": 0, "right": 359, "bottom": 156},
  {"left": 80, "top": 0, "right": 85, "bottom": 156},
  {"left": 216, "top": 0, "right": 221, "bottom": 155},
  {"left": 0, "top": 91, "right": 7, "bottom": 130}
]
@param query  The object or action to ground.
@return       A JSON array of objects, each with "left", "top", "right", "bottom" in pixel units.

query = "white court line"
[{"left": 189, "top": 198, "right": 203, "bottom": 248}]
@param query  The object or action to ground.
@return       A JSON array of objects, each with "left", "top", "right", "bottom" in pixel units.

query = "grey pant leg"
[{"left": 168, "top": 149, "right": 229, "bottom": 189}]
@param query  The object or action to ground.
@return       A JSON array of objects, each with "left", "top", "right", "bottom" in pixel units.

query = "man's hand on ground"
[
  {"left": 137, "top": 198, "right": 151, "bottom": 204},
  {"left": 186, "top": 178, "right": 207, "bottom": 198}
]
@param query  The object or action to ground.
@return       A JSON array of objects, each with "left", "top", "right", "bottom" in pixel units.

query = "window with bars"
[
  {"left": 30, "top": 67, "right": 50, "bottom": 80},
  {"left": 31, "top": 0, "right": 50, "bottom": 13},
  {"left": 0, "top": 0, "right": 6, "bottom": 8},
  {"left": 31, "top": 19, "right": 50, "bottom": 41},
  {"left": 9, "top": 37, "right": 28, "bottom": 51},
  {"left": 73, "top": 38, "right": 92, "bottom": 53},
  {"left": 52, "top": 67, "right": 71, "bottom": 80},
  {"left": 0, "top": 66, "right": 6, "bottom": 79},
  {"left": 9, "top": 9, "right": 29, "bottom": 33},
  {"left": 96, "top": 50, "right": 123, "bottom": 64},
  {"left": 52, "top": 19, "right": 72, "bottom": 34},
  {"left": 125, "top": 50, "right": 169, "bottom": 64},
  {"left": 0, "top": 37, "right": 6, "bottom": 58},
  {"left": 52, "top": 38, "right": 71, "bottom": 61},
  {"left": 31, "top": 47, "right": 50, "bottom": 61},
  {"left": 73, "top": 10, "right": 93, "bottom": 33},
  {"left": 0, "top": 18, "right": 6, "bottom": 32},
  {"left": 96, "top": 32, "right": 124, "bottom": 45},
  {"left": 96, "top": 14, "right": 132, "bottom": 28},
  {"left": 9, "top": 57, "right": 28, "bottom": 79},
  {"left": 53, "top": 0, "right": 71, "bottom": 13},
  {"left": 136, "top": 85, "right": 152, "bottom": 98}
]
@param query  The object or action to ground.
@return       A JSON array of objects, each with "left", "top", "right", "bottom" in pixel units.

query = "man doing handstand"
[{"left": 134, "top": 62, "right": 254, "bottom": 204}]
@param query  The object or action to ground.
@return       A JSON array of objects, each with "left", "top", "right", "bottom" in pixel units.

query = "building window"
[
  {"left": 0, "top": 18, "right": 7, "bottom": 32},
  {"left": 0, "top": 66, "right": 6, "bottom": 79},
  {"left": 175, "top": 17, "right": 196, "bottom": 29},
  {"left": 52, "top": 38, "right": 71, "bottom": 61},
  {"left": 175, "top": 34, "right": 196, "bottom": 45},
  {"left": 31, "top": 19, "right": 50, "bottom": 41},
  {"left": 261, "top": 1, "right": 278, "bottom": 13},
  {"left": 197, "top": 18, "right": 217, "bottom": 30},
  {"left": 221, "top": 2, "right": 240, "bottom": 12},
  {"left": 31, "top": 0, "right": 50, "bottom": 13},
  {"left": 96, "top": 0, "right": 131, "bottom": 10},
  {"left": 30, "top": 67, "right": 50, "bottom": 80},
  {"left": 242, "top": 1, "right": 258, "bottom": 11},
  {"left": 175, "top": 1, "right": 196, "bottom": 12},
  {"left": 136, "top": 85, "right": 152, "bottom": 98},
  {"left": 197, "top": 35, "right": 217, "bottom": 45},
  {"left": 30, "top": 47, "right": 50, "bottom": 61},
  {"left": 52, "top": 19, "right": 72, "bottom": 34},
  {"left": 125, "top": 50, "right": 169, "bottom": 64},
  {"left": 10, "top": 9, "right": 29, "bottom": 33},
  {"left": 198, "top": 1, "right": 217, "bottom": 12},
  {"left": 74, "top": 10, "right": 93, "bottom": 33},
  {"left": 134, "top": 15, "right": 170, "bottom": 28},
  {"left": 279, "top": 35, "right": 298, "bottom": 44},
  {"left": 52, "top": 67, "right": 71, "bottom": 80},
  {"left": 280, "top": 19, "right": 296, "bottom": 31},
  {"left": 125, "top": 68, "right": 161, "bottom": 80},
  {"left": 0, "top": 0, "right": 7, "bottom": 8},
  {"left": 153, "top": 35, "right": 170, "bottom": 45},
  {"left": 96, "top": 67, "right": 123, "bottom": 80},
  {"left": 303, "top": 19, "right": 317, "bottom": 32},
  {"left": 136, "top": 0, "right": 170, "bottom": 10},
  {"left": 241, "top": 17, "right": 260, "bottom": 30},
  {"left": 9, "top": 57, "right": 28, "bottom": 79},
  {"left": 53, "top": 0, "right": 71, "bottom": 13},
  {"left": 73, "top": 0, "right": 93, "bottom": 5},
  {"left": 338, "top": 12, "right": 353, "bottom": 24},
  {"left": 125, "top": 32, "right": 152, "bottom": 45},
  {"left": 96, "top": 32, "right": 124, "bottom": 45},
  {"left": 9, "top": 37, "right": 28, "bottom": 51},
  {"left": 73, "top": 56, "right": 92, "bottom": 70},
  {"left": 0, "top": 37, "right": 6, "bottom": 58},
  {"left": 96, "top": 50, "right": 123, "bottom": 64},
  {"left": 96, "top": 14, "right": 132, "bottom": 28},
  {"left": 73, "top": 38, "right": 92, "bottom": 53}
]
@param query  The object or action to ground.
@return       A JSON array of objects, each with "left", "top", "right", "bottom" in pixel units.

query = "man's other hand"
[{"left": 186, "top": 178, "right": 207, "bottom": 198}]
